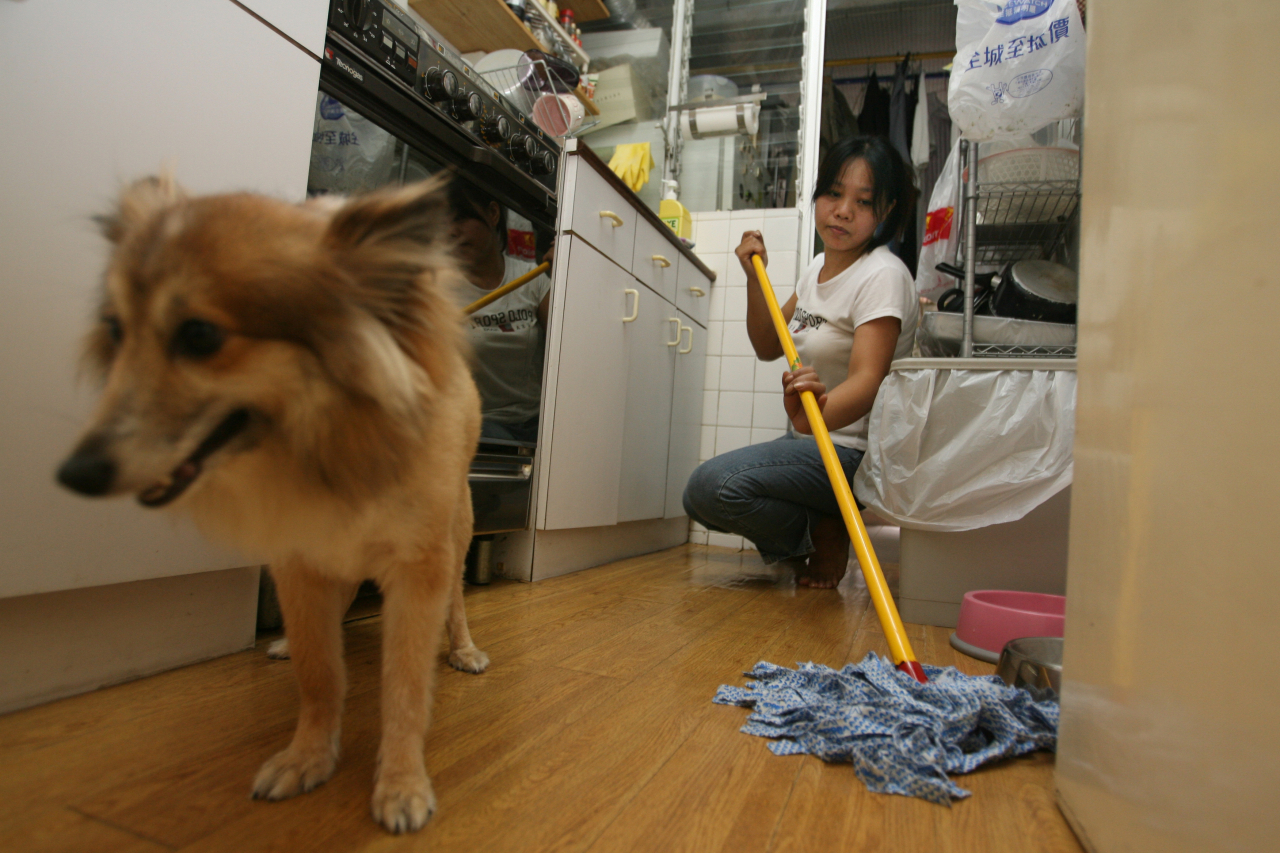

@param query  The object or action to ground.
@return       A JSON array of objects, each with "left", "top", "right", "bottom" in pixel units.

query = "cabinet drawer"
[
  {"left": 565, "top": 159, "right": 636, "bottom": 265},
  {"left": 674, "top": 255, "right": 712, "bottom": 327},
  {"left": 631, "top": 220, "right": 680, "bottom": 305}
]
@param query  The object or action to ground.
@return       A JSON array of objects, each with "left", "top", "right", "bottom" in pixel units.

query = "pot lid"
[{"left": 1010, "top": 260, "right": 1078, "bottom": 305}]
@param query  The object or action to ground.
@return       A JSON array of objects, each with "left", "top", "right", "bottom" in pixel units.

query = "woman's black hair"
[
  {"left": 813, "top": 136, "right": 918, "bottom": 249},
  {"left": 447, "top": 175, "right": 508, "bottom": 249}
]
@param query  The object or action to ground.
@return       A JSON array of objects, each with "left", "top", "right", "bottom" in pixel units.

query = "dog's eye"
[
  {"left": 104, "top": 317, "right": 123, "bottom": 344},
  {"left": 174, "top": 319, "right": 224, "bottom": 358}
]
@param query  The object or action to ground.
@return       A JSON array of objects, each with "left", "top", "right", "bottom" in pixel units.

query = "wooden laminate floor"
[{"left": 0, "top": 545, "right": 1082, "bottom": 853}]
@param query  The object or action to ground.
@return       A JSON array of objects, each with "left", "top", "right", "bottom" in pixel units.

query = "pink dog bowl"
[{"left": 949, "top": 590, "right": 1066, "bottom": 664}]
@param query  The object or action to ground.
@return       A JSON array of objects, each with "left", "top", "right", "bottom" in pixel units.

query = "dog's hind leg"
[
  {"left": 370, "top": 561, "right": 451, "bottom": 833},
  {"left": 446, "top": 487, "right": 489, "bottom": 674},
  {"left": 253, "top": 560, "right": 355, "bottom": 801}
]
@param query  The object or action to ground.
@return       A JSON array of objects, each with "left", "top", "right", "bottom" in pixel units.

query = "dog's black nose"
[{"left": 57, "top": 452, "right": 117, "bottom": 496}]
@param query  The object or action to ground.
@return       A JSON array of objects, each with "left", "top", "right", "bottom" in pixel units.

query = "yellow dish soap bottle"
[{"left": 659, "top": 180, "right": 691, "bottom": 239}]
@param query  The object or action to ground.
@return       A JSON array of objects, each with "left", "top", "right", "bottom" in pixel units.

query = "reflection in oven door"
[
  {"left": 469, "top": 440, "right": 535, "bottom": 535},
  {"left": 306, "top": 90, "right": 551, "bottom": 537}
]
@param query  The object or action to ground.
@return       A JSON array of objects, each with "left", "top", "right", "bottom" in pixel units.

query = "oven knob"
[
  {"left": 530, "top": 149, "right": 557, "bottom": 175},
  {"left": 454, "top": 91, "right": 483, "bottom": 120},
  {"left": 481, "top": 115, "right": 512, "bottom": 142},
  {"left": 424, "top": 67, "right": 457, "bottom": 102},
  {"left": 508, "top": 134, "right": 538, "bottom": 162},
  {"left": 342, "top": 0, "right": 366, "bottom": 29}
]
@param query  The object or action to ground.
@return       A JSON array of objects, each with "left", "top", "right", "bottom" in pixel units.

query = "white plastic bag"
[
  {"left": 948, "top": 0, "right": 1085, "bottom": 141},
  {"left": 915, "top": 139, "right": 962, "bottom": 300},
  {"left": 308, "top": 93, "right": 397, "bottom": 194},
  {"left": 853, "top": 364, "right": 1076, "bottom": 531}
]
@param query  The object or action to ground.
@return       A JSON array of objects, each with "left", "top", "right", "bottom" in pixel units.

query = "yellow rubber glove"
[{"left": 608, "top": 143, "right": 655, "bottom": 193}]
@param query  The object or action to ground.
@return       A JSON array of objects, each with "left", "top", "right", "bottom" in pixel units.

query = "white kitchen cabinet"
[
  {"left": 566, "top": 157, "right": 638, "bottom": 265},
  {"left": 631, "top": 220, "right": 681, "bottom": 305},
  {"left": 538, "top": 236, "right": 631, "bottom": 531},
  {"left": 675, "top": 253, "right": 712, "bottom": 328},
  {"left": 0, "top": 0, "right": 319, "bottom": 600},
  {"left": 524, "top": 140, "right": 715, "bottom": 578},
  {"left": 665, "top": 311, "right": 706, "bottom": 519},
  {"left": 617, "top": 285, "right": 677, "bottom": 523}
]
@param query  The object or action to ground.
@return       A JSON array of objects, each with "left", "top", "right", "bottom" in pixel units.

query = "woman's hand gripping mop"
[{"left": 712, "top": 254, "right": 1059, "bottom": 804}]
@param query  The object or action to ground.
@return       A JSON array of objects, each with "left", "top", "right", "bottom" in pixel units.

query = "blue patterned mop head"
[{"left": 713, "top": 652, "right": 1059, "bottom": 803}]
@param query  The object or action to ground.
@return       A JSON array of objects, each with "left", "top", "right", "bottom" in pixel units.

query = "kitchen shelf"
[{"left": 410, "top": 1, "right": 605, "bottom": 71}]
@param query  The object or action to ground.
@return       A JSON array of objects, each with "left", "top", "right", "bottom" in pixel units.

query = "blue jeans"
[{"left": 683, "top": 434, "right": 865, "bottom": 564}]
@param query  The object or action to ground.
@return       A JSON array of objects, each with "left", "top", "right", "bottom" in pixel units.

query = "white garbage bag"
[
  {"left": 854, "top": 365, "right": 1075, "bottom": 531},
  {"left": 948, "top": 0, "right": 1086, "bottom": 141}
]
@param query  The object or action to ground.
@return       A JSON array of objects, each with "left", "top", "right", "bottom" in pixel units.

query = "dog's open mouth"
[{"left": 138, "top": 409, "right": 251, "bottom": 508}]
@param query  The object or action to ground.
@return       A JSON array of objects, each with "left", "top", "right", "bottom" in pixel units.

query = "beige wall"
[{"left": 1055, "top": 3, "right": 1280, "bottom": 852}]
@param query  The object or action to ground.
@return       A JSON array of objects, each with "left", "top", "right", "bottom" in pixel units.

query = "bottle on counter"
[{"left": 558, "top": 8, "right": 574, "bottom": 29}]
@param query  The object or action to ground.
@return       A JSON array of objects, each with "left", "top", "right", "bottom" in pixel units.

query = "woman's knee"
[{"left": 683, "top": 458, "right": 720, "bottom": 520}]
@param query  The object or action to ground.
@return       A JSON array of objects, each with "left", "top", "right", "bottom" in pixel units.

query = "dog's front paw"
[
  {"left": 448, "top": 645, "right": 490, "bottom": 674},
  {"left": 372, "top": 772, "right": 436, "bottom": 834},
  {"left": 265, "top": 637, "right": 291, "bottom": 659},
  {"left": 252, "top": 742, "right": 337, "bottom": 801}
]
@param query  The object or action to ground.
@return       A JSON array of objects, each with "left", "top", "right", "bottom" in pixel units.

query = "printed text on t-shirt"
[{"left": 789, "top": 305, "right": 827, "bottom": 334}]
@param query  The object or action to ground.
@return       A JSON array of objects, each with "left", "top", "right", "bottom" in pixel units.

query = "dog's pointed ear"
[
  {"left": 323, "top": 176, "right": 451, "bottom": 255},
  {"left": 95, "top": 173, "right": 186, "bottom": 243}
]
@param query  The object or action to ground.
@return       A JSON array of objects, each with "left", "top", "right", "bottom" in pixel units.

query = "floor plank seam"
[
  {"left": 578, "top": 719, "right": 708, "bottom": 853},
  {"left": 760, "top": 762, "right": 805, "bottom": 853},
  {"left": 67, "top": 805, "right": 178, "bottom": 851}
]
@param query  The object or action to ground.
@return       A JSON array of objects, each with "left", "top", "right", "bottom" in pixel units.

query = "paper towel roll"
[{"left": 679, "top": 103, "right": 759, "bottom": 140}]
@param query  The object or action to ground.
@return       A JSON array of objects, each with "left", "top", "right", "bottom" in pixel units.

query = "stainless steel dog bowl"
[{"left": 995, "top": 636, "right": 1063, "bottom": 702}]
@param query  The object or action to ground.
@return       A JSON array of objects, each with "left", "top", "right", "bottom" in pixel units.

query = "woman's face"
[
  {"left": 813, "top": 157, "right": 890, "bottom": 255},
  {"left": 449, "top": 202, "right": 502, "bottom": 269}
]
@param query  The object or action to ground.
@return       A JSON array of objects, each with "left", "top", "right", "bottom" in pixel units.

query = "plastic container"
[{"left": 949, "top": 590, "right": 1066, "bottom": 663}]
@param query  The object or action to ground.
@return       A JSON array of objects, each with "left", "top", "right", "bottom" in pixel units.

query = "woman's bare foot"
[{"left": 798, "top": 514, "right": 849, "bottom": 589}]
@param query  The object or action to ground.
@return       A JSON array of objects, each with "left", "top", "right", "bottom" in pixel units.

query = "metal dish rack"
[
  {"left": 953, "top": 139, "right": 1081, "bottom": 358},
  {"left": 479, "top": 60, "right": 598, "bottom": 139}
]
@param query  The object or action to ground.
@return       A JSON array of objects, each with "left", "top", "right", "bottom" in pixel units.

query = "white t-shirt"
[
  {"left": 788, "top": 245, "right": 918, "bottom": 450},
  {"left": 461, "top": 255, "right": 552, "bottom": 424}
]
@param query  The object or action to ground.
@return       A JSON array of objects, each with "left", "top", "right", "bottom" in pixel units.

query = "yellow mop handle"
[
  {"left": 464, "top": 261, "right": 552, "bottom": 315},
  {"left": 751, "top": 255, "right": 926, "bottom": 683}
]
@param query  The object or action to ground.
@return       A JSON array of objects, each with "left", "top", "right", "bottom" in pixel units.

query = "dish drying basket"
[
  {"left": 951, "top": 139, "right": 1083, "bottom": 358},
  {"left": 480, "top": 60, "right": 597, "bottom": 139}
]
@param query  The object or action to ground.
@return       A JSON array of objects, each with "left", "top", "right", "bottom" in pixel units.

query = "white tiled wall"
[{"left": 687, "top": 208, "right": 804, "bottom": 548}]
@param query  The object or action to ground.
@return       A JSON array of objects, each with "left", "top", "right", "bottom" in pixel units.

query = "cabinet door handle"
[
  {"left": 667, "top": 318, "right": 681, "bottom": 346},
  {"left": 651, "top": 254, "right": 671, "bottom": 268},
  {"left": 599, "top": 210, "right": 624, "bottom": 227},
  {"left": 622, "top": 288, "right": 639, "bottom": 322},
  {"left": 689, "top": 285, "right": 706, "bottom": 297},
  {"left": 678, "top": 324, "right": 693, "bottom": 354}
]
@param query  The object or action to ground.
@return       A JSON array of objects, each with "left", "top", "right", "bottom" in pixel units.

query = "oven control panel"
[
  {"left": 329, "top": 0, "right": 419, "bottom": 88},
  {"left": 326, "top": 0, "right": 559, "bottom": 191},
  {"left": 417, "top": 34, "right": 559, "bottom": 185}
]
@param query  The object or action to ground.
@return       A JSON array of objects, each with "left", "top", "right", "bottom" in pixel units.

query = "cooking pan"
[
  {"left": 935, "top": 260, "right": 1077, "bottom": 325},
  {"left": 934, "top": 262, "right": 995, "bottom": 315},
  {"left": 992, "top": 260, "right": 1077, "bottom": 324}
]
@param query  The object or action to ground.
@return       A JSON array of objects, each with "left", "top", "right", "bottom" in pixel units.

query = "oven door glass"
[{"left": 306, "top": 92, "right": 549, "bottom": 531}]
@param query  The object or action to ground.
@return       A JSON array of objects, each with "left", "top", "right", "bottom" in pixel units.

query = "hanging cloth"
[
  {"left": 821, "top": 76, "right": 860, "bottom": 162},
  {"left": 857, "top": 70, "right": 891, "bottom": 139},
  {"left": 888, "top": 57, "right": 912, "bottom": 165},
  {"left": 911, "top": 69, "right": 931, "bottom": 171}
]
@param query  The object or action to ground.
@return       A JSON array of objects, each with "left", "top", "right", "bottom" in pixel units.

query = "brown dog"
[{"left": 56, "top": 174, "right": 489, "bottom": 833}]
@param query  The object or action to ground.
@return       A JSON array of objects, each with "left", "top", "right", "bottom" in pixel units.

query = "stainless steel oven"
[{"left": 312, "top": 0, "right": 560, "bottom": 535}]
